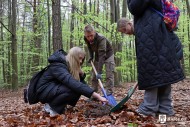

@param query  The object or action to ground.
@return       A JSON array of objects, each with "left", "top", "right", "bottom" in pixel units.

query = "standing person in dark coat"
[
  {"left": 117, "top": 0, "right": 184, "bottom": 117},
  {"left": 84, "top": 24, "right": 115, "bottom": 96},
  {"left": 27, "top": 47, "right": 108, "bottom": 117}
]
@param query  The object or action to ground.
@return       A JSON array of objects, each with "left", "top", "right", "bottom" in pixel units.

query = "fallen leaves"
[{"left": 0, "top": 80, "right": 190, "bottom": 126}]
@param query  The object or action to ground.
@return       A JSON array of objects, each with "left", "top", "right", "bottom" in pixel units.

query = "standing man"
[{"left": 84, "top": 24, "right": 115, "bottom": 96}]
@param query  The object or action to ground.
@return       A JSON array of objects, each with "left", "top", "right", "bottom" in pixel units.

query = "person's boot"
[
  {"left": 49, "top": 108, "right": 59, "bottom": 117},
  {"left": 44, "top": 103, "right": 59, "bottom": 117},
  {"left": 44, "top": 103, "right": 51, "bottom": 113}
]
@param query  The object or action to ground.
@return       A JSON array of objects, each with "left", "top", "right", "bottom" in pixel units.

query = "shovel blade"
[
  {"left": 101, "top": 88, "right": 117, "bottom": 106},
  {"left": 110, "top": 83, "right": 138, "bottom": 112},
  {"left": 107, "top": 94, "right": 117, "bottom": 106}
]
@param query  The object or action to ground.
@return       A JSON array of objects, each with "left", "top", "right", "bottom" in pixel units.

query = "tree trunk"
[
  {"left": 6, "top": 0, "right": 12, "bottom": 86},
  {"left": 110, "top": 0, "right": 121, "bottom": 85},
  {"left": 52, "top": 0, "right": 63, "bottom": 51},
  {"left": 0, "top": 0, "right": 5, "bottom": 83},
  {"left": 11, "top": 0, "right": 18, "bottom": 90},
  {"left": 32, "top": 0, "right": 42, "bottom": 73},
  {"left": 116, "top": 0, "right": 120, "bottom": 21},
  {"left": 70, "top": 1, "right": 75, "bottom": 48},
  {"left": 106, "top": 0, "right": 109, "bottom": 30},
  {"left": 94, "top": 1, "right": 96, "bottom": 16},
  {"left": 122, "top": 0, "right": 127, "bottom": 17},
  {"left": 186, "top": 0, "right": 190, "bottom": 17},
  {"left": 47, "top": 0, "right": 51, "bottom": 56},
  {"left": 110, "top": 0, "right": 116, "bottom": 24},
  {"left": 83, "top": 0, "right": 87, "bottom": 24},
  {"left": 96, "top": 0, "right": 99, "bottom": 28},
  {"left": 20, "top": 3, "right": 26, "bottom": 84},
  {"left": 89, "top": 0, "right": 92, "bottom": 12}
]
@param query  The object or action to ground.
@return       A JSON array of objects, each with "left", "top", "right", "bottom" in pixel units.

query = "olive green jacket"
[{"left": 84, "top": 33, "right": 114, "bottom": 73}]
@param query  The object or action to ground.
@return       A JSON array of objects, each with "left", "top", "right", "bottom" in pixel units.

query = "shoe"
[
  {"left": 44, "top": 103, "right": 59, "bottom": 117},
  {"left": 44, "top": 103, "right": 51, "bottom": 113},
  {"left": 135, "top": 109, "right": 147, "bottom": 117},
  {"left": 136, "top": 109, "right": 156, "bottom": 117},
  {"left": 49, "top": 109, "right": 59, "bottom": 117}
]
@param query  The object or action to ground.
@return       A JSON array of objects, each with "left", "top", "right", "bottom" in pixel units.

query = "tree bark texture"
[
  {"left": 11, "top": 0, "right": 18, "bottom": 90},
  {"left": 52, "top": 0, "right": 63, "bottom": 51}
]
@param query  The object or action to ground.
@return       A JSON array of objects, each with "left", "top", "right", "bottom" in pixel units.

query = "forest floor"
[{"left": 0, "top": 79, "right": 190, "bottom": 127}]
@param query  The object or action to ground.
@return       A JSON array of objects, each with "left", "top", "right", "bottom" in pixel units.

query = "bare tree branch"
[
  {"left": 25, "top": 0, "right": 33, "bottom": 7},
  {"left": 64, "top": 0, "right": 111, "bottom": 33},
  {"left": 0, "top": 21, "right": 14, "bottom": 35}
]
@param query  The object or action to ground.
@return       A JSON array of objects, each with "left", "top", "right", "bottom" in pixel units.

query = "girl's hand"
[
  {"left": 92, "top": 92, "right": 108, "bottom": 104},
  {"left": 98, "top": 96, "right": 108, "bottom": 103}
]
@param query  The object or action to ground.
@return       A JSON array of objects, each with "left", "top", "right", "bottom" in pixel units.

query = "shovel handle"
[
  {"left": 90, "top": 61, "right": 105, "bottom": 91},
  {"left": 133, "top": 83, "right": 138, "bottom": 90}
]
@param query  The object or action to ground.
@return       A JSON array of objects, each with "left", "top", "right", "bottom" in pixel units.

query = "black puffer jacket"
[
  {"left": 127, "top": 0, "right": 184, "bottom": 90},
  {"left": 171, "top": 32, "right": 183, "bottom": 60},
  {"left": 29, "top": 49, "right": 94, "bottom": 114}
]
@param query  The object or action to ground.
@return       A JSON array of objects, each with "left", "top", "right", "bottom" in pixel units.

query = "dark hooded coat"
[
  {"left": 28, "top": 50, "right": 94, "bottom": 114},
  {"left": 127, "top": 0, "right": 184, "bottom": 90}
]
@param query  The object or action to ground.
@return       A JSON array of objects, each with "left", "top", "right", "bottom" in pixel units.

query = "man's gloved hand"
[
  {"left": 96, "top": 73, "right": 102, "bottom": 80},
  {"left": 79, "top": 72, "right": 86, "bottom": 81},
  {"left": 88, "top": 57, "right": 93, "bottom": 63}
]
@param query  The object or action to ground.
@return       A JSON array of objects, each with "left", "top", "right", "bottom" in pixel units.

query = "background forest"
[{"left": 0, "top": 0, "right": 190, "bottom": 90}]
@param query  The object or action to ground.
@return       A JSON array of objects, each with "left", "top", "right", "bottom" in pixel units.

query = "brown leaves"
[
  {"left": 0, "top": 80, "right": 190, "bottom": 126},
  {"left": 93, "top": 116, "right": 113, "bottom": 124}
]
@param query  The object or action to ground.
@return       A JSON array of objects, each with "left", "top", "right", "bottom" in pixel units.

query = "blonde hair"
[
  {"left": 66, "top": 47, "right": 86, "bottom": 81},
  {"left": 117, "top": 18, "right": 131, "bottom": 30},
  {"left": 84, "top": 24, "right": 95, "bottom": 32}
]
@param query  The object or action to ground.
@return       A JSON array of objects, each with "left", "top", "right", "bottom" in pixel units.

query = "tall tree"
[
  {"left": 186, "top": 0, "right": 190, "bottom": 16},
  {"left": 7, "top": 0, "right": 12, "bottom": 85},
  {"left": 89, "top": 0, "right": 92, "bottom": 12},
  {"left": 186, "top": 0, "right": 190, "bottom": 74},
  {"left": 70, "top": 0, "right": 75, "bottom": 48},
  {"left": 110, "top": 0, "right": 116, "bottom": 24},
  {"left": 52, "top": 0, "right": 63, "bottom": 51},
  {"left": 32, "top": 0, "right": 41, "bottom": 72},
  {"left": 96, "top": 0, "right": 99, "bottom": 27},
  {"left": 122, "top": 0, "right": 127, "bottom": 17},
  {"left": 0, "top": 0, "right": 5, "bottom": 83},
  {"left": 11, "top": 0, "right": 18, "bottom": 90},
  {"left": 83, "top": 0, "right": 87, "bottom": 24},
  {"left": 110, "top": 0, "right": 122, "bottom": 85},
  {"left": 106, "top": 0, "right": 109, "bottom": 30},
  {"left": 20, "top": 2, "right": 26, "bottom": 84},
  {"left": 116, "top": 0, "right": 120, "bottom": 20},
  {"left": 47, "top": 0, "right": 51, "bottom": 56}
]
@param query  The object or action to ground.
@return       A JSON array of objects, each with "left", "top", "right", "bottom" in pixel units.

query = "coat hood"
[{"left": 48, "top": 49, "right": 67, "bottom": 64}]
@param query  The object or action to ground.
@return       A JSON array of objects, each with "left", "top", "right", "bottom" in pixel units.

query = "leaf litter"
[{"left": 0, "top": 79, "right": 190, "bottom": 126}]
